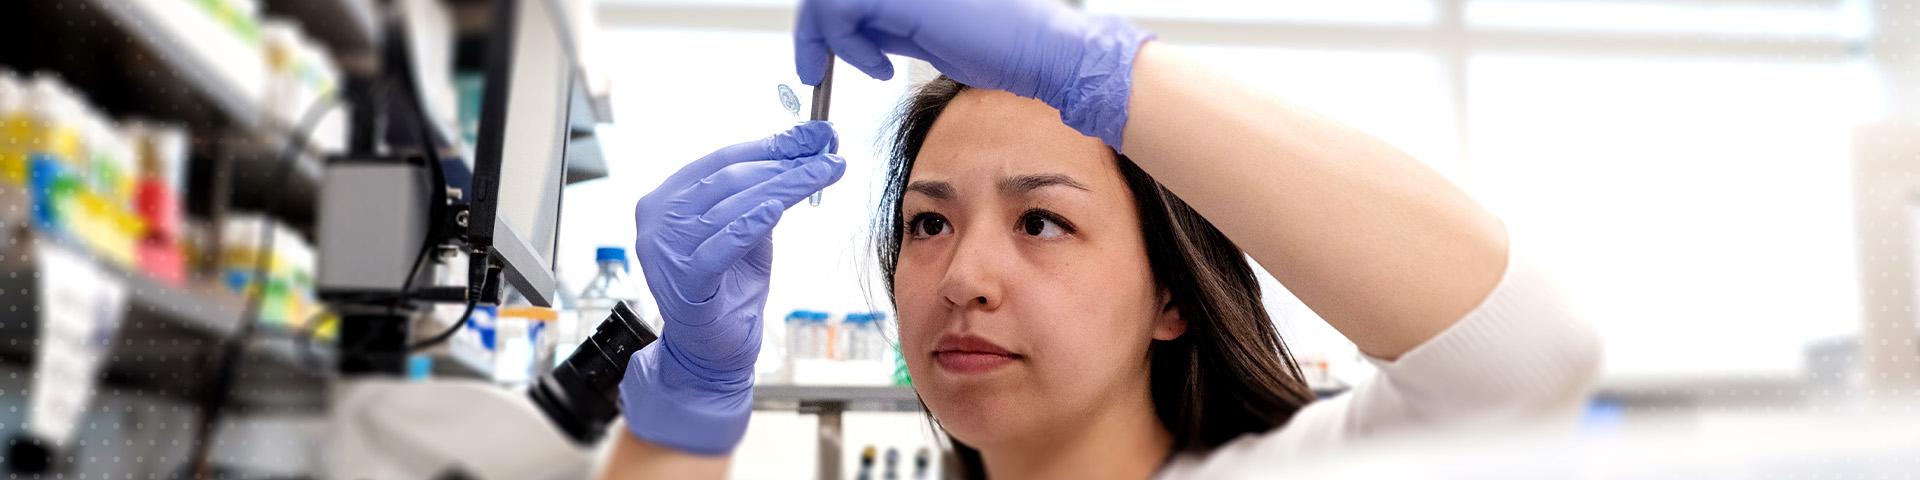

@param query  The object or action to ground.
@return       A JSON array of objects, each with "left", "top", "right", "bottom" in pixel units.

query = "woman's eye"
[
  {"left": 907, "top": 213, "right": 951, "bottom": 238},
  {"left": 1020, "top": 211, "right": 1072, "bottom": 239}
]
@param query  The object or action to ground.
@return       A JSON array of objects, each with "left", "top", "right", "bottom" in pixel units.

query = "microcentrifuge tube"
[{"left": 778, "top": 83, "right": 824, "bottom": 206}]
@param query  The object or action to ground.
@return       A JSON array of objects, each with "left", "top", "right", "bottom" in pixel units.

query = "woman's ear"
[{"left": 1152, "top": 289, "right": 1186, "bottom": 341}]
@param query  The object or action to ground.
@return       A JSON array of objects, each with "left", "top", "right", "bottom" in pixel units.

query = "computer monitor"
[{"left": 469, "top": 0, "right": 576, "bottom": 307}]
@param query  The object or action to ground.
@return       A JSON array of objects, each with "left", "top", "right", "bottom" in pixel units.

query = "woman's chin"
[{"left": 923, "top": 383, "right": 1031, "bottom": 448}]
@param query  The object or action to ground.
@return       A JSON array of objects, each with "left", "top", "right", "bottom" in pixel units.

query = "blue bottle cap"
[
  {"left": 595, "top": 246, "right": 626, "bottom": 262},
  {"left": 595, "top": 246, "right": 629, "bottom": 270}
]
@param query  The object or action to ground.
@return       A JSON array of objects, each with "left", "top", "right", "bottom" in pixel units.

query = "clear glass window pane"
[
  {"left": 1468, "top": 0, "right": 1867, "bottom": 39},
  {"left": 1469, "top": 55, "right": 1864, "bottom": 379},
  {"left": 1182, "top": 46, "right": 1463, "bottom": 180}
]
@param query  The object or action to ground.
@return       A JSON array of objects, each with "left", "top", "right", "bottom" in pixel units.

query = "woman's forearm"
[
  {"left": 1120, "top": 42, "right": 1509, "bottom": 360},
  {"left": 599, "top": 432, "right": 731, "bottom": 480}
]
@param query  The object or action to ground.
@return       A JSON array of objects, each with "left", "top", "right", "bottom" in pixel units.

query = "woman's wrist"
[
  {"left": 1052, "top": 15, "right": 1155, "bottom": 152},
  {"left": 619, "top": 342, "right": 756, "bottom": 456}
]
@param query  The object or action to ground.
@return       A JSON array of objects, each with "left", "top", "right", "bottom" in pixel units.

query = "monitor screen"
[{"left": 470, "top": 0, "right": 573, "bottom": 306}]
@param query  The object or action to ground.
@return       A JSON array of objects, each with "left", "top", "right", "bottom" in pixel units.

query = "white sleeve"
[{"left": 1160, "top": 236, "right": 1604, "bottom": 478}]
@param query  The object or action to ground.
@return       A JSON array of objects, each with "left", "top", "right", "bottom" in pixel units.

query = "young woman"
[{"left": 603, "top": 0, "right": 1601, "bottom": 478}]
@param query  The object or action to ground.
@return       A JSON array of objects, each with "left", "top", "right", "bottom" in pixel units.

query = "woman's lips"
[{"left": 932, "top": 334, "right": 1020, "bottom": 375}]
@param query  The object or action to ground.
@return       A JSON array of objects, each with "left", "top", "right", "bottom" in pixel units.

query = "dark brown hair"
[{"left": 876, "top": 77, "right": 1316, "bottom": 478}]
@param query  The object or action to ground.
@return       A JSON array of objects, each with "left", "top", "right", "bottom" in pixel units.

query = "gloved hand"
[
  {"left": 794, "top": 0, "right": 1154, "bottom": 150},
  {"left": 621, "top": 121, "right": 844, "bottom": 455}
]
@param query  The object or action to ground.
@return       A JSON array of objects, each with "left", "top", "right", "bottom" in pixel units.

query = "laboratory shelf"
[
  {"left": 79, "top": 0, "right": 268, "bottom": 131},
  {"left": 0, "top": 226, "right": 334, "bottom": 414},
  {"left": 1592, "top": 374, "right": 1816, "bottom": 409},
  {"left": 753, "top": 384, "right": 924, "bottom": 412},
  {"left": 262, "top": 0, "right": 382, "bottom": 64},
  {"left": 752, "top": 384, "right": 920, "bottom": 480},
  {"left": 0, "top": 1, "right": 338, "bottom": 217}
]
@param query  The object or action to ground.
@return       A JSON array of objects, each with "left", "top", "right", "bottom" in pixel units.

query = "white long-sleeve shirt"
[{"left": 1160, "top": 239, "right": 1604, "bottom": 478}]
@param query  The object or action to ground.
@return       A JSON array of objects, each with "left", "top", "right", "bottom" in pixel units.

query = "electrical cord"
[
  {"left": 188, "top": 93, "right": 340, "bottom": 479},
  {"left": 406, "top": 259, "right": 496, "bottom": 351},
  {"left": 389, "top": 76, "right": 448, "bottom": 315}
]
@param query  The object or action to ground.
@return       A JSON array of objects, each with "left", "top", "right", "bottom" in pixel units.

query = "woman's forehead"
[{"left": 912, "top": 89, "right": 1119, "bottom": 187}]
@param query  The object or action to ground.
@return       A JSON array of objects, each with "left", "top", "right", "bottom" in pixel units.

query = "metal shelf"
[
  {"left": 752, "top": 384, "right": 922, "bottom": 412},
  {"left": 751, "top": 384, "right": 917, "bottom": 480},
  {"left": 1, "top": 1, "right": 338, "bottom": 220},
  {"left": 0, "top": 225, "right": 334, "bottom": 414},
  {"left": 80, "top": 0, "right": 267, "bottom": 132},
  {"left": 262, "top": 0, "right": 381, "bottom": 63}
]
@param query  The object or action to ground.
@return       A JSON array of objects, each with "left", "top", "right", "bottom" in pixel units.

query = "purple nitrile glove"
[
  {"left": 621, "top": 121, "right": 844, "bottom": 455},
  {"left": 794, "top": 0, "right": 1154, "bottom": 151}
]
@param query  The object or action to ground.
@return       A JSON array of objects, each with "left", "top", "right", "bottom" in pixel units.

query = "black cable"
[
  {"left": 406, "top": 261, "right": 495, "bottom": 351},
  {"left": 388, "top": 76, "right": 447, "bottom": 315},
  {"left": 188, "top": 93, "right": 340, "bottom": 479}
]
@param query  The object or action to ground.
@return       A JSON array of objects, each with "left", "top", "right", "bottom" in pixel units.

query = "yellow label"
[
  {"left": 36, "top": 124, "right": 81, "bottom": 166},
  {"left": 497, "top": 306, "right": 560, "bottom": 322},
  {"left": 0, "top": 116, "right": 27, "bottom": 185}
]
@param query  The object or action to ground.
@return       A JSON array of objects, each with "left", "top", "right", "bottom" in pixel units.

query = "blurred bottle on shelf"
[
  {"left": 20, "top": 74, "right": 91, "bottom": 237},
  {"left": 794, "top": 310, "right": 831, "bottom": 360},
  {"left": 259, "top": 18, "right": 344, "bottom": 149},
  {"left": 912, "top": 447, "right": 930, "bottom": 480},
  {"left": 562, "top": 247, "right": 650, "bottom": 366},
  {"left": 0, "top": 70, "right": 193, "bottom": 282},
  {"left": 494, "top": 288, "right": 553, "bottom": 385},
  {"left": 771, "top": 309, "right": 826, "bottom": 383},
  {"left": 0, "top": 69, "right": 26, "bottom": 186},
  {"left": 198, "top": 0, "right": 265, "bottom": 45},
  {"left": 842, "top": 312, "right": 889, "bottom": 361},
  {"left": 757, "top": 309, "right": 791, "bottom": 383},
  {"left": 855, "top": 444, "right": 877, "bottom": 480},
  {"left": 219, "top": 213, "right": 323, "bottom": 329},
  {"left": 782, "top": 309, "right": 894, "bottom": 386},
  {"left": 127, "top": 122, "right": 190, "bottom": 285},
  {"left": 883, "top": 446, "right": 900, "bottom": 480}
]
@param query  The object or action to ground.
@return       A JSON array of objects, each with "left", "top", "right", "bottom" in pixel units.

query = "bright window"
[{"left": 1468, "top": 55, "right": 1863, "bottom": 378}]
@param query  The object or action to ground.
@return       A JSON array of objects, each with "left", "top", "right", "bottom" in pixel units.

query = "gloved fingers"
[
  {"left": 684, "top": 199, "right": 788, "bottom": 297},
  {"left": 798, "top": 0, "right": 895, "bottom": 81},
  {"left": 867, "top": 32, "right": 933, "bottom": 63},
  {"left": 794, "top": 0, "right": 832, "bottom": 86},
  {"left": 673, "top": 160, "right": 791, "bottom": 215},
  {"left": 826, "top": 33, "right": 894, "bottom": 81},
  {"left": 660, "top": 122, "right": 837, "bottom": 190},
  {"left": 860, "top": 0, "right": 918, "bottom": 38},
  {"left": 698, "top": 153, "right": 845, "bottom": 229}
]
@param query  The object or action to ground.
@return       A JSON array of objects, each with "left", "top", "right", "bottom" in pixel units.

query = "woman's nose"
[{"left": 937, "top": 230, "right": 1005, "bottom": 311}]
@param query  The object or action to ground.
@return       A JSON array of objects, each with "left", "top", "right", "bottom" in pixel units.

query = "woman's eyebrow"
[
  {"left": 1000, "top": 173, "right": 1090, "bottom": 196},
  {"left": 906, "top": 180, "right": 956, "bottom": 200}
]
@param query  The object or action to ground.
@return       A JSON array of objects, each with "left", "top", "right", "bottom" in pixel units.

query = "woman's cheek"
[{"left": 892, "top": 268, "right": 943, "bottom": 366}]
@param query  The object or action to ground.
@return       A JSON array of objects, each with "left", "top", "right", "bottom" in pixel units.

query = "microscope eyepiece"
[{"left": 528, "top": 301, "right": 657, "bottom": 444}]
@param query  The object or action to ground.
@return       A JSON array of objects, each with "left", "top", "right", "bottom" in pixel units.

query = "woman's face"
[{"left": 895, "top": 89, "right": 1184, "bottom": 449}]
